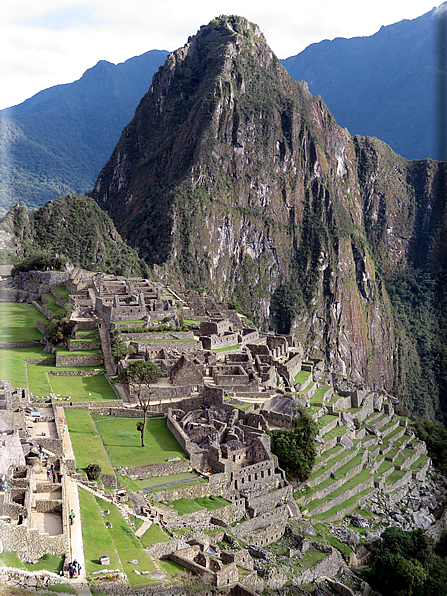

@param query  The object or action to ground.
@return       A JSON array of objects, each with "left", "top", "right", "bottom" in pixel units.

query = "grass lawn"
[
  {"left": 171, "top": 498, "right": 204, "bottom": 515},
  {"left": 78, "top": 488, "right": 122, "bottom": 576},
  {"left": 114, "top": 320, "right": 146, "bottom": 325},
  {"left": 95, "top": 496, "right": 157, "bottom": 588},
  {"left": 213, "top": 344, "right": 241, "bottom": 353},
  {"left": 65, "top": 410, "right": 115, "bottom": 475},
  {"left": 139, "top": 523, "right": 171, "bottom": 547},
  {"left": 42, "top": 293, "right": 67, "bottom": 316},
  {"left": 117, "top": 474, "right": 142, "bottom": 492},
  {"left": 50, "top": 374, "right": 118, "bottom": 401},
  {"left": 170, "top": 496, "right": 229, "bottom": 515},
  {"left": 294, "top": 369, "right": 311, "bottom": 385},
  {"left": 0, "top": 303, "right": 46, "bottom": 342},
  {"left": 194, "top": 496, "right": 230, "bottom": 511},
  {"left": 56, "top": 347, "right": 102, "bottom": 356},
  {"left": 159, "top": 559, "right": 185, "bottom": 576},
  {"left": 93, "top": 417, "right": 186, "bottom": 467},
  {"left": 0, "top": 346, "right": 53, "bottom": 388},
  {"left": 0, "top": 552, "right": 64, "bottom": 574},
  {"left": 53, "top": 285, "right": 71, "bottom": 300}
]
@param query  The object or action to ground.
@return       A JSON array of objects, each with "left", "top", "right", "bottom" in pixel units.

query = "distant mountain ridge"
[
  {"left": 0, "top": 50, "right": 168, "bottom": 215},
  {"left": 281, "top": 3, "right": 442, "bottom": 160}
]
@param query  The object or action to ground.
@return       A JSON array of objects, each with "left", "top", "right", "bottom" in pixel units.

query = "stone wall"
[
  {"left": 261, "top": 410, "right": 294, "bottom": 429},
  {"left": 33, "top": 300, "right": 52, "bottom": 319},
  {"left": 55, "top": 353, "right": 104, "bottom": 367},
  {"left": 151, "top": 481, "right": 212, "bottom": 502},
  {"left": 67, "top": 339, "right": 102, "bottom": 351},
  {"left": 0, "top": 341, "right": 41, "bottom": 348},
  {"left": 240, "top": 521, "right": 287, "bottom": 547},
  {"left": 293, "top": 549, "right": 344, "bottom": 586},
  {"left": 200, "top": 333, "right": 239, "bottom": 350},
  {"left": 35, "top": 499, "right": 63, "bottom": 513},
  {"left": 309, "top": 475, "right": 375, "bottom": 517},
  {"left": 132, "top": 340, "right": 201, "bottom": 354},
  {"left": 0, "top": 567, "right": 71, "bottom": 590},
  {"left": 0, "top": 520, "right": 69, "bottom": 560},
  {"left": 36, "top": 320, "right": 48, "bottom": 335},
  {"left": 246, "top": 486, "right": 293, "bottom": 516},
  {"left": 122, "top": 459, "right": 191, "bottom": 480},
  {"left": 0, "top": 289, "right": 37, "bottom": 302},
  {"left": 234, "top": 504, "right": 290, "bottom": 538}
]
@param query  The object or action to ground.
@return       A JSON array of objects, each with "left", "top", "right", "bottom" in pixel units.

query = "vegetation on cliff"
[
  {"left": 91, "top": 16, "right": 447, "bottom": 422},
  {"left": 0, "top": 195, "right": 148, "bottom": 277},
  {"left": 361, "top": 527, "right": 447, "bottom": 596}
]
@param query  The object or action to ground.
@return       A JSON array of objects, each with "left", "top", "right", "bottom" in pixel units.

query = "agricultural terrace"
[
  {"left": 92, "top": 416, "right": 186, "bottom": 467},
  {"left": 50, "top": 374, "right": 118, "bottom": 401},
  {"left": 0, "top": 303, "right": 46, "bottom": 342}
]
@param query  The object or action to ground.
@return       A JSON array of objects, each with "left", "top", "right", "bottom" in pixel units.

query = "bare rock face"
[{"left": 92, "top": 16, "right": 447, "bottom": 406}]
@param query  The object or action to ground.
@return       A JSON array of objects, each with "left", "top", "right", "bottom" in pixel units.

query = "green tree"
[
  {"left": 267, "top": 407, "right": 318, "bottom": 480},
  {"left": 116, "top": 360, "right": 162, "bottom": 447},
  {"left": 46, "top": 313, "right": 75, "bottom": 346}
]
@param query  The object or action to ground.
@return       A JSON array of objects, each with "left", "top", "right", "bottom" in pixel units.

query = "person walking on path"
[{"left": 69, "top": 510, "right": 75, "bottom": 525}]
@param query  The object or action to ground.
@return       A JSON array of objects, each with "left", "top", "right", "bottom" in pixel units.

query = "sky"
[{"left": 0, "top": 0, "right": 442, "bottom": 111}]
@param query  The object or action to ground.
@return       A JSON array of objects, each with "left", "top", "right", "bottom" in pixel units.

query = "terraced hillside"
[{"left": 292, "top": 370, "right": 433, "bottom": 528}]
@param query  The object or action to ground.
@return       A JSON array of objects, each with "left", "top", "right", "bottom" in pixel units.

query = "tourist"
[
  {"left": 46, "top": 470, "right": 51, "bottom": 481},
  {"left": 69, "top": 510, "right": 75, "bottom": 525}
]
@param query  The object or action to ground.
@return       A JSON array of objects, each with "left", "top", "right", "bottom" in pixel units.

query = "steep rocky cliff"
[{"left": 93, "top": 16, "right": 447, "bottom": 418}]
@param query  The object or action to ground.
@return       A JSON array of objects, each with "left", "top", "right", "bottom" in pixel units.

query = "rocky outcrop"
[{"left": 92, "top": 16, "right": 447, "bottom": 413}]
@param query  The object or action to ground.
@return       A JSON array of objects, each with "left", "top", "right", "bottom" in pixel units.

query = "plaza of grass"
[{"left": 0, "top": 302, "right": 116, "bottom": 399}]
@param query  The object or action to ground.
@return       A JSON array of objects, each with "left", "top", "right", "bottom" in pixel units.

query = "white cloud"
[{"left": 0, "top": 0, "right": 442, "bottom": 110}]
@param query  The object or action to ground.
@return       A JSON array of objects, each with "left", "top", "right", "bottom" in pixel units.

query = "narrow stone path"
[
  {"left": 135, "top": 519, "right": 152, "bottom": 538},
  {"left": 65, "top": 477, "right": 87, "bottom": 585}
]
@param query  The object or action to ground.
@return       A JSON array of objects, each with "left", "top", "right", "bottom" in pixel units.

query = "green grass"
[
  {"left": 183, "top": 319, "right": 201, "bottom": 325},
  {"left": 213, "top": 344, "right": 241, "bottom": 353},
  {"left": 171, "top": 495, "right": 229, "bottom": 515},
  {"left": 0, "top": 303, "right": 46, "bottom": 342},
  {"left": 25, "top": 554, "right": 65, "bottom": 574},
  {"left": 194, "top": 496, "right": 230, "bottom": 511},
  {"left": 134, "top": 472, "right": 202, "bottom": 490},
  {"left": 46, "top": 586, "right": 76, "bottom": 594},
  {"left": 42, "top": 293, "right": 66, "bottom": 316},
  {"left": 294, "top": 369, "right": 311, "bottom": 385},
  {"left": 75, "top": 329, "right": 99, "bottom": 337},
  {"left": 310, "top": 386, "right": 332, "bottom": 403},
  {"left": 0, "top": 551, "right": 26, "bottom": 568},
  {"left": 56, "top": 347, "right": 102, "bottom": 356},
  {"left": 159, "top": 559, "right": 185, "bottom": 576},
  {"left": 114, "top": 320, "right": 146, "bottom": 325},
  {"left": 117, "top": 474, "right": 142, "bottom": 492},
  {"left": 0, "top": 346, "right": 53, "bottom": 388},
  {"left": 27, "top": 363, "right": 106, "bottom": 397},
  {"left": 386, "top": 469, "right": 408, "bottom": 485},
  {"left": 0, "top": 552, "right": 66, "bottom": 574},
  {"left": 139, "top": 524, "right": 171, "bottom": 547},
  {"left": 93, "top": 417, "right": 186, "bottom": 467},
  {"left": 95, "top": 496, "right": 157, "bottom": 588},
  {"left": 65, "top": 410, "right": 115, "bottom": 475},
  {"left": 171, "top": 498, "right": 204, "bottom": 515},
  {"left": 50, "top": 374, "right": 118, "bottom": 401},
  {"left": 53, "top": 285, "right": 71, "bottom": 300},
  {"left": 307, "top": 469, "right": 372, "bottom": 512},
  {"left": 78, "top": 488, "right": 122, "bottom": 576}
]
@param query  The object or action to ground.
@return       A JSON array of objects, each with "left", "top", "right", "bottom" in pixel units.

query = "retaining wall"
[{"left": 123, "top": 459, "right": 191, "bottom": 480}]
